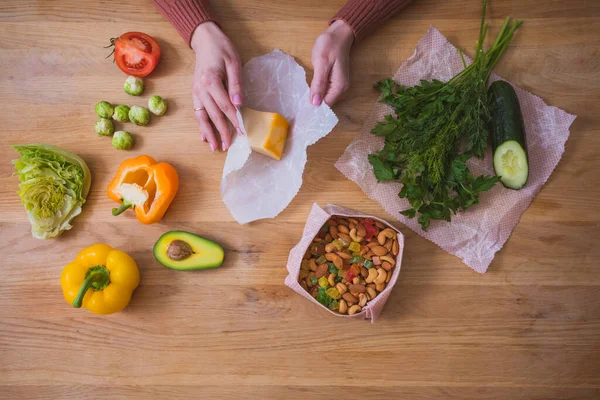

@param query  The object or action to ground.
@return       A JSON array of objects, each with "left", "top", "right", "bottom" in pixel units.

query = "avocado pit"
[{"left": 167, "top": 240, "right": 194, "bottom": 261}]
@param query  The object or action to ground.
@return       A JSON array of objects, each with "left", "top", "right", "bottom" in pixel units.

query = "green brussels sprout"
[
  {"left": 112, "top": 105, "right": 131, "bottom": 122},
  {"left": 124, "top": 76, "right": 144, "bottom": 96},
  {"left": 148, "top": 95, "right": 167, "bottom": 116},
  {"left": 128, "top": 106, "right": 150, "bottom": 126},
  {"left": 95, "top": 117, "right": 115, "bottom": 136},
  {"left": 112, "top": 131, "right": 134, "bottom": 150},
  {"left": 95, "top": 101, "right": 114, "bottom": 118}
]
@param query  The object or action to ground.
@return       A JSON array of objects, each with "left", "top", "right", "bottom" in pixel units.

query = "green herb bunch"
[{"left": 368, "top": 1, "right": 522, "bottom": 230}]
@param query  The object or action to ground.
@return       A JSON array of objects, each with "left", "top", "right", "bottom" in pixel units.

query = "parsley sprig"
[{"left": 369, "top": 0, "right": 522, "bottom": 230}]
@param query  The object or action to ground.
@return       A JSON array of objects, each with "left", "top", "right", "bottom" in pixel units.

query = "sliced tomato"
[{"left": 113, "top": 32, "right": 161, "bottom": 77}]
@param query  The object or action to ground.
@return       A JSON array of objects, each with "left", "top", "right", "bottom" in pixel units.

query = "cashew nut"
[
  {"left": 358, "top": 293, "right": 367, "bottom": 307},
  {"left": 380, "top": 255, "right": 395, "bottom": 265},
  {"left": 377, "top": 228, "right": 397, "bottom": 246},
  {"left": 349, "top": 228, "right": 364, "bottom": 243},
  {"left": 348, "top": 305, "right": 362, "bottom": 315},
  {"left": 366, "top": 286, "right": 377, "bottom": 300},
  {"left": 325, "top": 253, "right": 343, "bottom": 269},
  {"left": 328, "top": 273, "right": 336, "bottom": 288},
  {"left": 376, "top": 282, "right": 386, "bottom": 292},
  {"left": 336, "top": 283, "right": 347, "bottom": 295},
  {"left": 339, "top": 299, "right": 348, "bottom": 314},
  {"left": 384, "top": 238, "right": 393, "bottom": 251},
  {"left": 374, "top": 268, "right": 387, "bottom": 284},
  {"left": 365, "top": 268, "right": 378, "bottom": 284}
]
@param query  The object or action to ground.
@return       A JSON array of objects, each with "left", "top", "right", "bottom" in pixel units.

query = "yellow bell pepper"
[{"left": 60, "top": 243, "right": 140, "bottom": 315}]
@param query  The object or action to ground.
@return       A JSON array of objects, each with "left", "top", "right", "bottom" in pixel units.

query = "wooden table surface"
[{"left": 1, "top": 0, "right": 599, "bottom": 398}]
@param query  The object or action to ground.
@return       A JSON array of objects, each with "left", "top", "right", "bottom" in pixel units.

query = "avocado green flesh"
[{"left": 154, "top": 231, "right": 224, "bottom": 270}]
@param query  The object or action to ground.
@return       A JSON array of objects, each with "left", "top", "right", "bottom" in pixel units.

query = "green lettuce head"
[{"left": 12, "top": 144, "right": 92, "bottom": 239}]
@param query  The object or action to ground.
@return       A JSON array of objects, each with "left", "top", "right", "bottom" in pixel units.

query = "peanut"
[
  {"left": 381, "top": 261, "right": 393, "bottom": 271},
  {"left": 336, "top": 251, "right": 352, "bottom": 260},
  {"left": 377, "top": 228, "right": 397, "bottom": 246},
  {"left": 324, "top": 243, "right": 335, "bottom": 253},
  {"left": 309, "top": 259, "right": 317, "bottom": 272},
  {"left": 328, "top": 273, "right": 336, "bottom": 288},
  {"left": 365, "top": 268, "right": 378, "bottom": 284},
  {"left": 348, "top": 305, "right": 362, "bottom": 315},
  {"left": 348, "top": 284, "right": 366, "bottom": 293},
  {"left": 337, "top": 224, "right": 349, "bottom": 234},
  {"left": 352, "top": 277, "right": 360, "bottom": 285},
  {"left": 336, "top": 283, "right": 347, "bottom": 295},
  {"left": 392, "top": 239, "right": 399, "bottom": 256},
  {"left": 366, "top": 286, "right": 377, "bottom": 300},
  {"left": 358, "top": 293, "right": 368, "bottom": 307},
  {"left": 376, "top": 282, "right": 386, "bottom": 292},
  {"left": 380, "top": 255, "right": 395, "bottom": 265},
  {"left": 372, "top": 246, "right": 389, "bottom": 256},
  {"left": 325, "top": 253, "right": 343, "bottom": 269},
  {"left": 337, "top": 232, "right": 352, "bottom": 243},
  {"left": 374, "top": 268, "right": 387, "bottom": 284},
  {"left": 360, "top": 266, "right": 368, "bottom": 278},
  {"left": 315, "top": 263, "right": 328, "bottom": 278},
  {"left": 375, "top": 221, "right": 386, "bottom": 229},
  {"left": 339, "top": 299, "right": 348, "bottom": 314},
  {"left": 342, "top": 292, "right": 357, "bottom": 304},
  {"left": 356, "top": 223, "right": 366, "bottom": 238},
  {"left": 349, "top": 228, "right": 363, "bottom": 243}
]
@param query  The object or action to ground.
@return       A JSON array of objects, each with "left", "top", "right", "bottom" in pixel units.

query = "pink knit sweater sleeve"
[
  {"left": 331, "top": 0, "right": 413, "bottom": 40},
  {"left": 152, "top": 0, "right": 217, "bottom": 46}
]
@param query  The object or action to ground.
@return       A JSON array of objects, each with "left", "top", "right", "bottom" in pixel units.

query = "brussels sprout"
[
  {"left": 124, "top": 76, "right": 144, "bottom": 96},
  {"left": 148, "top": 95, "right": 167, "bottom": 116},
  {"left": 95, "top": 118, "right": 114, "bottom": 136},
  {"left": 112, "top": 105, "right": 131, "bottom": 122},
  {"left": 112, "top": 131, "right": 134, "bottom": 150},
  {"left": 95, "top": 101, "right": 114, "bottom": 118},
  {"left": 128, "top": 106, "right": 150, "bottom": 126}
]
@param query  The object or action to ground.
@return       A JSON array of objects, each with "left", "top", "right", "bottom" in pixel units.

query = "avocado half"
[{"left": 154, "top": 231, "right": 224, "bottom": 271}]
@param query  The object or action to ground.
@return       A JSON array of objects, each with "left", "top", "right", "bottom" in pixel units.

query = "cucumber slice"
[{"left": 493, "top": 140, "right": 528, "bottom": 189}]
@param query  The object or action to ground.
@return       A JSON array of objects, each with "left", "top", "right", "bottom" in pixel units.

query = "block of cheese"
[{"left": 241, "top": 107, "right": 290, "bottom": 160}]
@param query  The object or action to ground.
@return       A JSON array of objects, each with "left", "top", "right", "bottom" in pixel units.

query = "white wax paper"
[{"left": 221, "top": 50, "right": 339, "bottom": 224}]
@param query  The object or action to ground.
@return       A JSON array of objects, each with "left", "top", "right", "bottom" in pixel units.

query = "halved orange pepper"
[{"left": 107, "top": 155, "right": 179, "bottom": 224}]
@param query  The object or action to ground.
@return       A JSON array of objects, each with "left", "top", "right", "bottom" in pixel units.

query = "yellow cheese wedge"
[{"left": 241, "top": 107, "right": 290, "bottom": 160}]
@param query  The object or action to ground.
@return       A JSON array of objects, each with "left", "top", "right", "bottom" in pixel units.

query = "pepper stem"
[
  {"left": 112, "top": 200, "right": 134, "bottom": 216},
  {"left": 72, "top": 265, "right": 110, "bottom": 308}
]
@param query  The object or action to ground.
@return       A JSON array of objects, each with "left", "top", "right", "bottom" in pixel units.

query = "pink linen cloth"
[
  {"left": 285, "top": 203, "right": 404, "bottom": 322},
  {"left": 335, "top": 27, "right": 576, "bottom": 273}
]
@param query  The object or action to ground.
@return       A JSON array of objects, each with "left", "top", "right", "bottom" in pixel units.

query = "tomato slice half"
[{"left": 114, "top": 32, "right": 161, "bottom": 77}]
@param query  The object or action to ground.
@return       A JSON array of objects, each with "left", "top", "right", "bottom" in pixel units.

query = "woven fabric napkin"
[
  {"left": 284, "top": 203, "right": 404, "bottom": 322},
  {"left": 335, "top": 27, "right": 576, "bottom": 273}
]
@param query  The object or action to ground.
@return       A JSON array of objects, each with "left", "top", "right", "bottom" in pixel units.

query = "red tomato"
[{"left": 113, "top": 32, "right": 161, "bottom": 77}]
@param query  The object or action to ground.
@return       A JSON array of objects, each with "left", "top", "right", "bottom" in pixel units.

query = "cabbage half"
[{"left": 12, "top": 144, "right": 92, "bottom": 239}]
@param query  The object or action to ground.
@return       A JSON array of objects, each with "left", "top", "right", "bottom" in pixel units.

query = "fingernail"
[
  {"left": 209, "top": 143, "right": 215, "bottom": 152},
  {"left": 222, "top": 143, "right": 229, "bottom": 151},
  {"left": 233, "top": 94, "right": 243, "bottom": 106},
  {"left": 312, "top": 94, "right": 321, "bottom": 106},
  {"left": 236, "top": 127, "right": 243, "bottom": 136}
]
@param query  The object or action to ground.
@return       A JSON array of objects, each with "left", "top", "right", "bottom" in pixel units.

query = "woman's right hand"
[{"left": 191, "top": 22, "right": 243, "bottom": 151}]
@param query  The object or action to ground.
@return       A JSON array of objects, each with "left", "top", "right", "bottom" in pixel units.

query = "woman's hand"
[
  {"left": 191, "top": 22, "right": 243, "bottom": 151},
  {"left": 310, "top": 20, "right": 355, "bottom": 107}
]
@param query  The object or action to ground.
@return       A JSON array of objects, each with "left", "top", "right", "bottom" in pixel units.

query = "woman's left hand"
[{"left": 309, "top": 20, "right": 355, "bottom": 106}]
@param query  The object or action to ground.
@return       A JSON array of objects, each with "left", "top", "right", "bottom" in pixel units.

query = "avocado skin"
[{"left": 154, "top": 230, "right": 224, "bottom": 271}]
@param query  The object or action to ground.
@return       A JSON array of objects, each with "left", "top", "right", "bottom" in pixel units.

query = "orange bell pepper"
[{"left": 107, "top": 155, "right": 179, "bottom": 224}]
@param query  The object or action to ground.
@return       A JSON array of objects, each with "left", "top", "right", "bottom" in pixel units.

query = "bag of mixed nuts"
[{"left": 285, "top": 203, "right": 404, "bottom": 322}]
